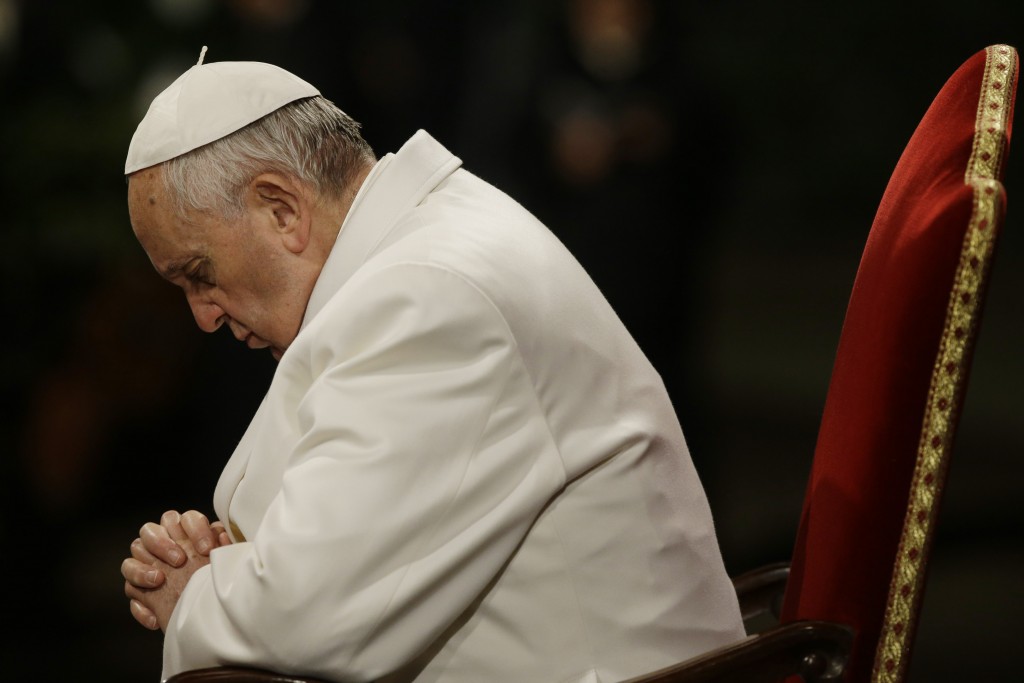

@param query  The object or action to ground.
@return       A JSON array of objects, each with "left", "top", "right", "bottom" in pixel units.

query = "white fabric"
[
  {"left": 124, "top": 59, "right": 319, "bottom": 174},
  {"left": 161, "top": 131, "right": 745, "bottom": 682}
]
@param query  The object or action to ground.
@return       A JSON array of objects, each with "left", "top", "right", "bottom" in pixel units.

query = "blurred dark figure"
[
  {"left": 20, "top": 265, "right": 200, "bottom": 516},
  {"left": 455, "top": 0, "right": 734, "bottom": 458},
  {"left": 2, "top": 259, "right": 274, "bottom": 680}
]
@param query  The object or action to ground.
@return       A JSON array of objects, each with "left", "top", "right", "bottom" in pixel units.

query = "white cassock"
[{"left": 162, "top": 130, "right": 745, "bottom": 682}]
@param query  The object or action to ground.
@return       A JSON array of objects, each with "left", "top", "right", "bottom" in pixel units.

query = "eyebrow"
[{"left": 160, "top": 258, "right": 192, "bottom": 281}]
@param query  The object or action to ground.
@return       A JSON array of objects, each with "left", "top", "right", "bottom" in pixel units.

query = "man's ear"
[{"left": 250, "top": 173, "right": 311, "bottom": 254}]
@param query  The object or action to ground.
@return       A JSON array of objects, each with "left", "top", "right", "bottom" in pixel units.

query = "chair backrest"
[{"left": 780, "top": 44, "right": 1018, "bottom": 683}]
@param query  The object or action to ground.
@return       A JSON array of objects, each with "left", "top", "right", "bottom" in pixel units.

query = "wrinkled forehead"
[
  {"left": 127, "top": 167, "right": 166, "bottom": 224},
  {"left": 127, "top": 167, "right": 188, "bottom": 260}
]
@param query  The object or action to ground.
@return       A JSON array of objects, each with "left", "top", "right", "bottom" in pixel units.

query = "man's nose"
[{"left": 186, "top": 292, "right": 225, "bottom": 333}]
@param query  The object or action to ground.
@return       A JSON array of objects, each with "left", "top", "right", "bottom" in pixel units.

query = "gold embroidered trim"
[
  {"left": 968, "top": 46, "right": 1017, "bottom": 183},
  {"left": 871, "top": 45, "right": 1016, "bottom": 683}
]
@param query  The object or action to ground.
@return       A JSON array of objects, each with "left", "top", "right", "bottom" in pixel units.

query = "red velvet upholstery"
[{"left": 780, "top": 45, "right": 1018, "bottom": 682}]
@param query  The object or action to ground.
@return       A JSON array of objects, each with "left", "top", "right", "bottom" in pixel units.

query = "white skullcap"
[{"left": 125, "top": 47, "right": 320, "bottom": 174}]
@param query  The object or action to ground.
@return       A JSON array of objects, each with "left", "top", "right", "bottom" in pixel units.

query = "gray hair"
[{"left": 162, "top": 96, "right": 375, "bottom": 219}]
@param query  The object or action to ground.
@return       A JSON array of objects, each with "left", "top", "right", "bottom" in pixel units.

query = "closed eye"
[{"left": 185, "top": 259, "right": 215, "bottom": 288}]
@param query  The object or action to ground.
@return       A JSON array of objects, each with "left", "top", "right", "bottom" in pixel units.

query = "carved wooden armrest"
[
  {"left": 621, "top": 620, "right": 854, "bottom": 683},
  {"left": 167, "top": 667, "right": 330, "bottom": 683},
  {"left": 732, "top": 561, "right": 791, "bottom": 626}
]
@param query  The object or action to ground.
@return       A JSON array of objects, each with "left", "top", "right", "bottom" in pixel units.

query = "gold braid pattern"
[{"left": 871, "top": 44, "right": 1016, "bottom": 683}]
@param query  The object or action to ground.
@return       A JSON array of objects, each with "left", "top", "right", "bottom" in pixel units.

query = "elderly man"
[{"left": 120, "top": 51, "right": 744, "bottom": 682}]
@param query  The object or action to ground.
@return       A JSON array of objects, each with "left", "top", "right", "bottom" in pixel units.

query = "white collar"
[{"left": 299, "top": 130, "right": 462, "bottom": 331}]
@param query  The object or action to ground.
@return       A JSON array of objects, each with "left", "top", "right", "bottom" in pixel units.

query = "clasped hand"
[{"left": 121, "top": 509, "right": 232, "bottom": 631}]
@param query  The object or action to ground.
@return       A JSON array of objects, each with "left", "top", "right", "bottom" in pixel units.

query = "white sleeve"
[{"left": 162, "top": 263, "right": 567, "bottom": 681}]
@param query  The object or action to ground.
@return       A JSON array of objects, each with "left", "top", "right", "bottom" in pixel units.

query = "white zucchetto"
[{"left": 125, "top": 47, "right": 320, "bottom": 174}]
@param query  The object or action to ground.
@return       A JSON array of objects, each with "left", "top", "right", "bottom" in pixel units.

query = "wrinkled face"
[{"left": 127, "top": 167, "right": 309, "bottom": 360}]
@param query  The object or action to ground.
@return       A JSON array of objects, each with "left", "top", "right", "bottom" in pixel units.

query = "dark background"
[{"left": 0, "top": 1, "right": 1020, "bottom": 681}]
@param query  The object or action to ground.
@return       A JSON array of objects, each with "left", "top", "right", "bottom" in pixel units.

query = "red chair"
[
  {"left": 625, "top": 41, "right": 1019, "bottom": 683},
  {"left": 168, "top": 43, "right": 1018, "bottom": 683},
  {"left": 780, "top": 41, "right": 1018, "bottom": 683}
]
